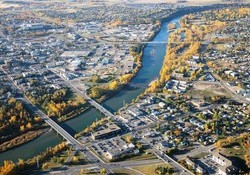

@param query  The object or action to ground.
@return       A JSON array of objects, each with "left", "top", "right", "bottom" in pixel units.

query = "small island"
[{"left": 167, "top": 22, "right": 177, "bottom": 32}]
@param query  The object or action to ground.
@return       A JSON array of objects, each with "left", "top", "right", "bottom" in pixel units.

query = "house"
[
  {"left": 156, "top": 141, "right": 172, "bottom": 152},
  {"left": 159, "top": 102, "right": 166, "bottom": 108},
  {"left": 191, "top": 99, "right": 206, "bottom": 108}
]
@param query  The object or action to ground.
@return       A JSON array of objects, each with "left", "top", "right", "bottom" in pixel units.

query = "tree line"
[{"left": 0, "top": 98, "right": 42, "bottom": 144}]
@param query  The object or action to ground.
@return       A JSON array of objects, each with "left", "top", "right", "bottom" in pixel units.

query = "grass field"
[
  {"left": 113, "top": 168, "right": 138, "bottom": 175},
  {"left": 133, "top": 163, "right": 172, "bottom": 175}
]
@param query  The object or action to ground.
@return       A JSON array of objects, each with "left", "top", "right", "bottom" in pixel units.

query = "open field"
[
  {"left": 132, "top": 163, "right": 173, "bottom": 175},
  {"left": 187, "top": 81, "right": 231, "bottom": 98},
  {"left": 113, "top": 168, "right": 138, "bottom": 175}
]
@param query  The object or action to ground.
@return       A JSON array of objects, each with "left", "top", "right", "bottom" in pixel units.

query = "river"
[{"left": 0, "top": 16, "right": 182, "bottom": 164}]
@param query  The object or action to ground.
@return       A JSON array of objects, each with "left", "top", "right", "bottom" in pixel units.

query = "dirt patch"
[{"left": 187, "top": 81, "right": 230, "bottom": 98}]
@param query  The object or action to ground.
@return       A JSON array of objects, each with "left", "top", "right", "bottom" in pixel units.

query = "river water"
[{"left": 0, "top": 16, "right": 181, "bottom": 164}]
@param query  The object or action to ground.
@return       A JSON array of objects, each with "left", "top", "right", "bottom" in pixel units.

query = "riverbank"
[
  {"left": 87, "top": 21, "right": 161, "bottom": 104},
  {"left": 0, "top": 101, "right": 90, "bottom": 154},
  {"left": 0, "top": 3, "right": 236, "bottom": 165},
  {"left": 93, "top": 4, "right": 237, "bottom": 106},
  {"left": 0, "top": 129, "right": 48, "bottom": 153}
]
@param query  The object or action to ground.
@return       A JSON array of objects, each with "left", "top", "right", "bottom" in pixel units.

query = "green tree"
[{"left": 100, "top": 168, "right": 106, "bottom": 175}]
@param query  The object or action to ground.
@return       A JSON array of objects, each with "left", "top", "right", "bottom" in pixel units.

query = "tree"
[
  {"left": 215, "top": 139, "right": 225, "bottom": 147},
  {"left": 72, "top": 156, "right": 79, "bottom": 163},
  {"left": 100, "top": 168, "right": 107, "bottom": 175},
  {"left": 9, "top": 116, "right": 16, "bottom": 123},
  {"left": 124, "top": 134, "right": 133, "bottom": 143},
  {"left": 34, "top": 116, "right": 42, "bottom": 123},
  {"left": 109, "top": 80, "right": 119, "bottom": 90},
  {"left": 26, "top": 122, "right": 32, "bottom": 129},
  {"left": 80, "top": 168, "right": 85, "bottom": 174},
  {"left": 90, "top": 86, "right": 103, "bottom": 98},
  {"left": 92, "top": 75, "right": 101, "bottom": 83},
  {"left": 20, "top": 125, "right": 25, "bottom": 132},
  {"left": 119, "top": 74, "right": 133, "bottom": 83},
  {"left": 156, "top": 122, "right": 161, "bottom": 130},
  {"left": 204, "top": 123, "right": 211, "bottom": 132},
  {"left": 17, "top": 159, "right": 25, "bottom": 169},
  {"left": 155, "top": 166, "right": 174, "bottom": 175},
  {"left": 213, "top": 111, "right": 221, "bottom": 120},
  {"left": 42, "top": 163, "right": 48, "bottom": 170},
  {"left": 136, "top": 142, "right": 143, "bottom": 151},
  {"left": 0, "top": 160, "right": 16, "bottom": 175},
  {"left": 8, "top": 98, "right": 16, "bottom": 105}
]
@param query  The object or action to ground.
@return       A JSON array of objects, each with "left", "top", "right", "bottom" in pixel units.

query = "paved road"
[
  {"left": 50, "top": 69, "right": 117, "bottom": 120},
  {"left": 140, "top": 138, "right": 194, "bottom": 175},
  {"left": 21, "top": 99, "right": 114, "bottom": 175},
  {"left": 210, "top": 73, "right": 250, "bottom": 104},
  {"left": 1, "top": 67, "right": 115, "bottom": 174},
  {"left": 151, "top": 148, "right": 193, "bottom": 175},
  {"left": 219, "top": 81, "right": 250, "bottom": 104},
  {"left": 40, "top": 159, "right": 164, "bottom": 175},
  {"left": 175, "top": 144, "right": 215, "bottom": 160}
]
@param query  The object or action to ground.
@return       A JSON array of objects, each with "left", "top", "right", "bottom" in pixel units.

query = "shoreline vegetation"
[
  {"left": 84, "top": 3, "right": 230, "bottom": 104},
  {"left": 0, "top": 3, "right": 222, "bottom": 155},
  {"left": 86, "top": 22, "right": 161, "bottom": 103},
  {"left": 0, "top": 88, "right": 89, "bottom": 154},
  {"left": 0, "top": 129, "right": 48, "bottom": 153},
  {"left": 0, "top": 142, "right": 67, "bottom": 175},
  {"left": 145, "top": 5, "right": 248, "bottom": 93},
  {"left": 0, "top": 9, "right": 161, "bottom": 162},
  {"left": 0, "top": 3, "right": 246, "bottom": 174}
]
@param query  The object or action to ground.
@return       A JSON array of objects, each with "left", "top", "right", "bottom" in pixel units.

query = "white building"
[{"left": 212, "top": 150, "right": 238, "bottom": 175}]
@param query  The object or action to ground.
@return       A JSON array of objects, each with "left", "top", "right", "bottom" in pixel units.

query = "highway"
[
  {"left": 141, "top": 139, "right": 194, "bottom": 175},
  {"left": 1, "top": 67, "right": 217, "bottom": 175},
  {"left": 1, "top": 67, "right": 115, "bottom": 174},
  {"left": 1, "top": 67, "right": 83, "bottom": 150},
  {"left": 50, "top": 69, "right": 117, "bottom": 120},
  {"left": 43, "top": 159, "right": 164, "bottom": 175},
  {"left": 21, "top": 98, "right": 115, "bottom": 174}
]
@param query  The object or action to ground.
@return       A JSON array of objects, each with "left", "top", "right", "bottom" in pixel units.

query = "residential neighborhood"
[{"left": 0, "top": 0, "right": 249, "bottom": 175}]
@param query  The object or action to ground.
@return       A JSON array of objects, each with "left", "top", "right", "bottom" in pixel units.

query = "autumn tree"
[{"left": 0, "top": 160, "right": 16, "bottom": 175}]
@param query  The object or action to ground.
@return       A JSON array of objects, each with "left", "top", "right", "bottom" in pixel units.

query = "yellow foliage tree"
[{"left": 109, "top": 80, "right": 119, "bottom": 90}]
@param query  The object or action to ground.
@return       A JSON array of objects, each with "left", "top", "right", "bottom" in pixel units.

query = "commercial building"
[
  {"left": 212, "top": 151, "right": 238, "bottom": 175},
  {"left": 91, "top": 122, "right": 121, "bottom": 140}
]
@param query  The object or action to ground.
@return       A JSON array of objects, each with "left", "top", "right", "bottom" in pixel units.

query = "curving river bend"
[{"left": 0, "top": 16, "right": 182, "bottom": 164}]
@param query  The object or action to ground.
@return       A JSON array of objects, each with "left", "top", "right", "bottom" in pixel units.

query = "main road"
[
  {"left": 140, "top": 138, "right": 194, "bottom": 175},
  {"left": 49, "top": 69, "right": 196, "bottom": 174},
  {"left": 50, "top": 69, "right": 117, "bottom": 120},
  {"left": 1, "top": 67, "right": 114, "bottom": 174}
]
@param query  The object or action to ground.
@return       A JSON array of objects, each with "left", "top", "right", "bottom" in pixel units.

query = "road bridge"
[
  {"left": 50, "top": 69, "right": 117, "bottom": 120},
  {"left": 1, "top": 67, "right": 114, "bottom": 174},
  {"left": 22, "top": 98, "right": 83, "bottom": 149}
]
